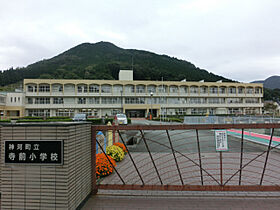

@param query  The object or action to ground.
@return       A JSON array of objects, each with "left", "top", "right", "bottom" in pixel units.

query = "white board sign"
[{"left": 215, "top": 130, "right": 228, "bottom": 151}]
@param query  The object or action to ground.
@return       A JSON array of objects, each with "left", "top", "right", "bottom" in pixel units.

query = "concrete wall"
[{"left": 0, "top": 122, "right": 94, "bottom": 209}]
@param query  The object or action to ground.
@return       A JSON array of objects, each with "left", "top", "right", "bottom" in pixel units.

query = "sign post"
[
  {"left": 215, "top": 130, "right": 228, "bottom": 185},
  {"left": 215, "top": 130, "right": 228, "bottom": 152}
]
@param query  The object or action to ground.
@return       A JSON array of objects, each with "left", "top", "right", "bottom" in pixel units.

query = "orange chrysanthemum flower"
[
  {"left": 96, "top": 153, "right": 116, "bottom": 179},
  {"left": 113, "top": 142, "right": 128, "bottom": 154}
]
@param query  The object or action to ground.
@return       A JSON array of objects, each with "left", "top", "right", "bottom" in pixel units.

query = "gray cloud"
[{"left": 0, "top": 0, "right": 279, "bottom": 82}]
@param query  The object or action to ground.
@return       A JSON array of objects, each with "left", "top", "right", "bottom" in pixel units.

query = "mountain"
[
  {"left": 251, "top": 80, "right": 264, "bottom": 84},
  {"left": 0, "top": 41, "right": 233, "bottom": 86},
  {"left": 252, "top": 76, "right": 280, "bottom": 89}
]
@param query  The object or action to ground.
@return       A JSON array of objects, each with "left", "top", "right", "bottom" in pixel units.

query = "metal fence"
[
  {"left": 93, "top": 123, "right": 280, "bottom": 191},
  {"left": 184, "top": 116, "right": 280, "bottom": 125}
]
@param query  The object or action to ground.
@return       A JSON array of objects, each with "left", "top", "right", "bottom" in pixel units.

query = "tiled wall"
[{"left": 0, "top": 122, "right": 93, "bottom": 209}]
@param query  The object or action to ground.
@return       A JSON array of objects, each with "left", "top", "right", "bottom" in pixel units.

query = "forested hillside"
[{"left": 0, "top": 42, "right": 232, "bottom": 86}]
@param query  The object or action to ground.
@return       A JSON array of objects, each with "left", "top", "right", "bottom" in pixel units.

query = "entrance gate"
[{"left": 92, "top": 123, "right": 280, "bottom": 191}]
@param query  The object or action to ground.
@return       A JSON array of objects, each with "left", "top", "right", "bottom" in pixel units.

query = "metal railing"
[{"left": 93, "top": 123, "right": 280, "bottom": 191}]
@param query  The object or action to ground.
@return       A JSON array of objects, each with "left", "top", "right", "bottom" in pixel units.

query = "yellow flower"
[{"left": 106, "top": 145, "right": 125, "bottom": 162}]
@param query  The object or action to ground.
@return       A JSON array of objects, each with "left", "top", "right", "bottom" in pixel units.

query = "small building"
[{"left": 0, "top": 92, "right": 25, "bottom": 119}]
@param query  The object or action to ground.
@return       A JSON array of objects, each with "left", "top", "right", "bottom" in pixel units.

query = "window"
[
  {"left": 136, "top": 85, "right": 145, "bottom": 93},
  {"left": 35, "top": 98, "right": 50, "bottom": 104},
  {"left": 169, "top": 86, "right": 178, "bottom": 93},
  {"left": 77, "top": 85, "right": 88, "bottom": 93},
  {"left": 228, "top": 108, "right": 241, "bottom": 115},
  {"left": 93, "top": 109, "right": 98, "bottom": 116},
  {"left": 101, "top": 85, "right": 112, "bottom": 93},
  {"left": 238, "top": 87, "right": 244, "bottom": 94},
  {"left": 79, "top": 109, "right": 92, "bottom": 115},
  {"left": 245, "top": 98, "right": 259, "bottom": 103},
  {"left": 101, "top": 97, "right": 121, "bottom": 104},
  {"left": 27, "top": 98, "right": 33, "bottom": 104},
  {"left": 190, "top": 86, "right": 198, "bottom": 94},
  {"left": 78, "top": 98, "right": 86, "bottom": 104},
  {"left": 208, "top": 98, "right": 222, "bottom": 104},
  {"left": 227, "top": 98, "right": 242, "bottom": 104},
  {"left": 53, "top": 97, "right": 64, "bottom": 104},
  {"left": 125, "top": 97, "right": 145, "bottom": 104},
  {"left": 88, "top": 97, "right": 100, "bottom": 104},
  {"left": 219, "top": 87, "right": 226, "bottom": 94},
  {"left": 167, "top": 98, "right": 181, "bottom": 104},
  {"left": 189, "top": 98, "right": 207, "bottom": 104},
  {"left": 14, "top": 97, "right": 16, "bottom": 102},
  {"left": 147, "top": 85, "right": 156, "bottom": 94},
  {"left": 64, "top": 98, "right": 75, "bottom": 104},
  {"left": 89, "top": 85, "right": 99, "bottom": 93},
  {"left": 179, "top": 86, "right": 188, "bottom": 94},
  {"left": 209, "top": 86, "right": 218, "bottom": 94},
  {"left": 209, "top": 108, "right": 216, "bottom": 115},
  {"left": 191, "top": 108, "right": 207, "bottom": 115},
  {"left": 112, "top": 109, "right": 120, "bottom": 116},
  {"left": 0, "top": 96, "right": 5, "bottom": 103},
  {"left": 228, "top": 87, "right": 236, "bottom": 94},
  {"left": 124, "top": 85, "right": 135, "bottom": 93},
  {"left": 39, "top": 84, "right": 50, "bottom": 92},
  {"left": 158, "top": 98, "right": 167, "bottom": 104},
  {"left": 18, "top": 97, "right": 20, "bottom": 102},
  {"left": 200, "top": 86, "right": 208, "bottom": 94},
  {"left": 55, "top": 109, "right": 74, "bottom": 117},
  {"left": 175, "top": 108, "right": 187, "bottom": 115},
  {"left": 52, "top": 84, "right": 63, "bottom": 92},
  {"left": 28, "top": 109, "right": 50, "bottom": 117},
  {"left": 78, "top": 86, "right": 83, "bottom": 93},
  {"left": 10, "top": 97, "right": 12, "bottom": 103},
  {"left": 158, "top": 85, "right": 167, "bottom": 93},
  {"left": 246, "top": 87, "right": 254, "bottom": 94},
  {"left": 113, "top": 85, "right": 123, "bottom": 93},
  {"left": 64, "top": 84, "right": 75, "bottom": 93},
  {"left": 27, "top": 85, "right": 37, "bottom": 92},
  {"left": 255, "top": 87, "right": 262, "bottom": 94}
]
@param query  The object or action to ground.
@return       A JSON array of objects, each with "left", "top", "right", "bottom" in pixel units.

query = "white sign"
[{"left": 215, "top": 130, "right": 228, "bottom": 151}]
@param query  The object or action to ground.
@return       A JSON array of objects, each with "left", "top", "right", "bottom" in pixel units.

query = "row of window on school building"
[{"left": 26, "top": 83, "right": 263, "bottom": 95}]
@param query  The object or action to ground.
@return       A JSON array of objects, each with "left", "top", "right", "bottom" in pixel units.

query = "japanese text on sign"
[
  {"left": 215, "top": 130, "right": 228, "bottom": 151},
  {"left": 5, "top": 140, "right": 63, "bottom": 164}
]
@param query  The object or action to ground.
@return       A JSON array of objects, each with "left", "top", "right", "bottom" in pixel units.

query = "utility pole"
[
  {"left": 150, "top": 91, "right": 153, "bottom": 120},
  {"left": 120, "top": 90, "right": 123, "bottom": 113}
]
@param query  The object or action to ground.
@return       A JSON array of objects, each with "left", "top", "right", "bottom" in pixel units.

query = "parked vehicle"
[
  {"left": 72, "top": 113, "right": 87, "bottom": 121},
  {"left": 114, "top": 114, "right": 128, "bottom": 125}
]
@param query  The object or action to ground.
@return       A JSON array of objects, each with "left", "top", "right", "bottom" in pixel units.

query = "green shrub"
[
  {"left": 106, "top": 145, "right": 125, "bottom": 162},
  {"left": 0, "top": 119, "right": 11, "bottom": 123},
  {"left": 48, "top": 116, "right": 71, "bottom": 120},
  {"left": 21, "top": 116, "right": 43, "bottom": 120},
  {"left": 17, "top": 119, "right": 45, "bottom": 122},
  {"left": 17, "top": 118, "right": 72, "bottom": 123},
  {"left": 87, "top": 118, "right": 102, "bottom": 124},
  {"left": 105, "top": 118, "right": 113, "bottom": 124}
]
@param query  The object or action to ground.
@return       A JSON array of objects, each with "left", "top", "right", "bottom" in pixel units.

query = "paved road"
[{"left": 128, "top": 119, "right": 274, "bottom": 153}]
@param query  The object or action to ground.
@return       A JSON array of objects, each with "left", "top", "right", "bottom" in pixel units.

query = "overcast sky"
[{"left": 1, "top": 0, "right": 280, "bottom": 82}]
